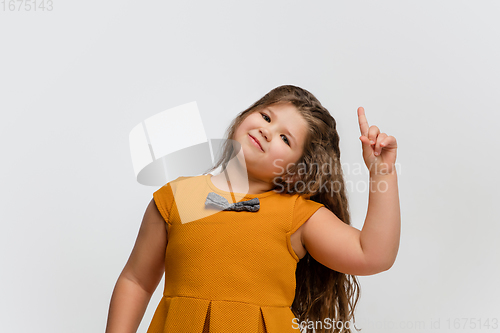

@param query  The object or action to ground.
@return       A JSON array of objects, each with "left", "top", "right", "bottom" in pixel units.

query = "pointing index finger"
[{"left": 357, "top": 107, "right": 369, "bottom": 137}]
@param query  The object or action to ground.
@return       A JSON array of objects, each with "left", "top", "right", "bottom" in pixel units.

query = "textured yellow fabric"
[{"left": 147, "top": 174, "right": 325, "bottom": 333}]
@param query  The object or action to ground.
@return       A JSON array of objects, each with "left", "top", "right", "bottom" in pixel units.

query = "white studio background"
[{"left": 1, "top": 1, "right": 499, "bottom": 332}]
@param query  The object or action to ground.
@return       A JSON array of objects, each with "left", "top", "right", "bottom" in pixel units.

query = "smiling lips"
[{"left": 249, "top": 134, "right": 264, "bottom": 152}]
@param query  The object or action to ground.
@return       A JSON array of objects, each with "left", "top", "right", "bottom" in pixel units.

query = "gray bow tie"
[{"left": 205, "top": 192, "right": 260, "bottom": 212}]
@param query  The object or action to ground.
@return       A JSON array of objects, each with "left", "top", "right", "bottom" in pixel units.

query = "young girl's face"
[{"left": 232, "top": 102, "right": 309, "bottom": 183}]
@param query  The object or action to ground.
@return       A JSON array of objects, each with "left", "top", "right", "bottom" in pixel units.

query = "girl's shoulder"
[{"left": 289, "top": 193, "right": 325, "bottom": 232}]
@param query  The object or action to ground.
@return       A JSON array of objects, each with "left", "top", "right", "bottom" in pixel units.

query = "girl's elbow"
[
  {"left": 380, "top": 258, "right": 396, "bottom": 272},
  {"left": 361, "top": 256, "right": 396, "bottom": 275},
  {"left": 377, "top": 255, "right": 397, "bottom": 273}
]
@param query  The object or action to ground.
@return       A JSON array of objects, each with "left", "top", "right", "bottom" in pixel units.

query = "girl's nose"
[{"left": 259, "top": 127, "right": 270, "bottom": 142}]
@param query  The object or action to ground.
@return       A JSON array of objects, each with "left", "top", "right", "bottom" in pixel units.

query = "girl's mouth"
[{"left": 249, "top": 134, "right": 264, "bottom": 152}]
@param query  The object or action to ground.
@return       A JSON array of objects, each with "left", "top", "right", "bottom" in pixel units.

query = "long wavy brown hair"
[{"left": 203, "top": 85, "right": 360, "bottom": 333}]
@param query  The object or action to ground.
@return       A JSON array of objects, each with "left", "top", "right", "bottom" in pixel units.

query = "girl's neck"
[{"left": 211, "top": 158, "right": 274, "bottom": 195}]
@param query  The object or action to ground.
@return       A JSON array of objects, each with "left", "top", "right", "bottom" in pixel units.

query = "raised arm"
[
  {"left": 105, "top": 199, "right": 168, "bottom": 333},
  {"left": 301, "top": 107, "right": 400, "bottom": 276}
]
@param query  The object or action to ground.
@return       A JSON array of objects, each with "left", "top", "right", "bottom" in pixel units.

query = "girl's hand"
[{"left": 357, "top": 107, "right": 398, "bottom": 176}]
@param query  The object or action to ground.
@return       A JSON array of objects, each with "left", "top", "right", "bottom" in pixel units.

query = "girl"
[{"left": 105, "top": 85, "right": 400, "bottom": 333}]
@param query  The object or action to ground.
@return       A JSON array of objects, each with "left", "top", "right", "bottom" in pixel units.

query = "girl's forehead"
[{"left": 261, "top": 103, "right": 301, "bottom": 115}]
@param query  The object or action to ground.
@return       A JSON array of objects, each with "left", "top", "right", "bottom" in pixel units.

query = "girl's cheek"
[{"left": 272, "top": 161, "right": 287, "bottom": 175}]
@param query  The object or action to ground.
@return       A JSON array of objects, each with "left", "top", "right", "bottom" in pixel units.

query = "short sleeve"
[
  {"left": 152, "top": 183, "right": 174, "bottom": 226},
  {"left": 290, "top": 195, "right": 325, "bottom": 233}
]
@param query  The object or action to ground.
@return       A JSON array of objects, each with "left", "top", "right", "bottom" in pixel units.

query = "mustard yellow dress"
[{"left": 147, "top": 174, "right": 324, "bottom": 333}]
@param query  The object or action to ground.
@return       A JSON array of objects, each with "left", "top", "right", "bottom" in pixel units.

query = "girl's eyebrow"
[{"left": 266, "top": 107, "right": 297, "bottom": 146}]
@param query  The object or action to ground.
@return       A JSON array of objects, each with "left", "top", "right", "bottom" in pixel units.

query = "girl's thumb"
[{"left": 359, "top": 135, "right": 374, "bottom": 157}]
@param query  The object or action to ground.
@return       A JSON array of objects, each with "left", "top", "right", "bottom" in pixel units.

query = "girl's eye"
[{"left": 260, "top": 113, "right": 290, "bottom": 146}]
